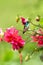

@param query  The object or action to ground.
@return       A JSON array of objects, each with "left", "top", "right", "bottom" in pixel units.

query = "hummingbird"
[
  {"left": 16, "top": 15, "right": 30, "bottom": 34},
  {"left": 20, "top": 17, "right": 30, "bottom": 34},
  {"left": 23, "top": 21, "right": 30, "bottom": 34}
]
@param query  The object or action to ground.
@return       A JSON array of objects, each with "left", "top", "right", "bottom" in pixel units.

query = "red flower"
[
  {"left": 31, "top": 35, "right": 39, "bottom": 42},
  {"left": 31, "top": 29, "right": 43, "bottom": 47},
  {"left": 4, "top": 27, "right": 18, "bottom": 43},
  {"left": 37, "top": 36, "right": 43, "bottom": 47},
  {"left": 4, "top": 27, "right": 25, "bottom": 50},
  {"left": 38, "top": 39, "right": 43, "bottom": 47}
]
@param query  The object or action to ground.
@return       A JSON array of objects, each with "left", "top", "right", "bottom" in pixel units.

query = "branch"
[
  {"left": 28, "top": 29, "right": 43, "bottom": 35},
  {"left": 30, "top": 21, "right": 43, "bottom": 28}
]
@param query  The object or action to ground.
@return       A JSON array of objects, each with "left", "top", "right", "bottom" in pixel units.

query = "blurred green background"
[{"left": 0, "top": 0, "right": 43, "bottom": 65}]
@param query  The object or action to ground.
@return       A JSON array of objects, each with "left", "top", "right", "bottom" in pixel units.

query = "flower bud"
[
  {"left": 25, "top": 55, "right": 29, "bottom": 61},
  {"left": 16, "top": 15, "right": 20, "bottom": 22},
  {"left": 36, "top": 15, "right": 40, "bottom": 21},
  {"left": 25, "top": 54, "right": 30, "bottom": 61}
]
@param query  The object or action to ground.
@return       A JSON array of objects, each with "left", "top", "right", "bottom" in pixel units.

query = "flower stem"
[
  {"left": 30, "top": 21, "right": 43, "bottom": 28},
  {"left": 30, "top": 47, "right": 43, "bottom": 56},
  {"left": 19, "top": 52, "right": 23, "bottom": 64},
  {"left": 28, "top": 29, "right": 43, "bottom": 35}
]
